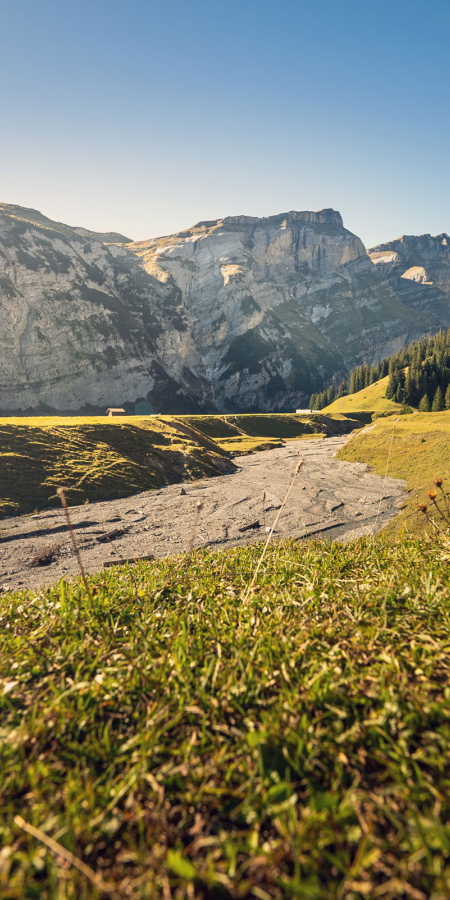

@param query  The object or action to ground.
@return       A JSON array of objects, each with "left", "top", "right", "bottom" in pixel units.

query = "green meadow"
[
  {"left": 2, "top": 536, "right": 450, "bottom": 899},
  {"left": 2, "top": 393, "right": 450, "bottom": 898}
]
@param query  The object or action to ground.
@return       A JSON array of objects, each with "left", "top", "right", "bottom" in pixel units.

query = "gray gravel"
[{"left": 0, "top": 435, "right": 406, "bottom": 593}]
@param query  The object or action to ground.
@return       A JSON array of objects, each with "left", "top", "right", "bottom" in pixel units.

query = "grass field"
[
  {"left": 0, "top": 414, "right": 358, "bottom": 519},
  {"left": 182, "top": 413, "right": 343, "bottom": 441},
  {"left": 338, "top": 411, "right": 450, "bottom": 533},
  {"left": 323, "top": 377, "right": 401, "bottom": 420},
  {"left": 181, "top": 413, "right": 357, "bottom": 454},
  {"left": 2, "top": 535, "right": 450, "bottom": 898},
  {"left": 0, "top": 416, "right": 234, "bottom": 519}
]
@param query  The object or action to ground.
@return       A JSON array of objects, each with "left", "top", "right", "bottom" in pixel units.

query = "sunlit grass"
[
  {"left": 338, "top": 410, "right": 450, "bottom": 533},
  {"left": 2, "top": 536, "right": 450, "bottom": 898},
  {"left": 0, "top": 417, "right": 230, "bottom": 518},
  {"left": 323, "top": 376, "right": 401, "bottom": 417}
]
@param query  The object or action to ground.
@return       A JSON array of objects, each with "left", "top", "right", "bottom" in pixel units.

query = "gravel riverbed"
[{"left": 0, "top": 436, "right": 406, "bottom": 593}]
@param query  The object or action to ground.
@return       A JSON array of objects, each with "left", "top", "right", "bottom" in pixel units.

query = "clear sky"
[{"left": 1, "top": 0, "right": 449, "bottom": 248}]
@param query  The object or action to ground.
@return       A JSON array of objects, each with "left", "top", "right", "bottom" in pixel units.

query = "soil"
[{"left": 0, "top": 436, "right": 406, "bottom": 593}]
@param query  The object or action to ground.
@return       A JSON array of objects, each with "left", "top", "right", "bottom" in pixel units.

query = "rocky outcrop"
[
  {"left": 0, "top": 203, "right": 214, "bottom": 414},
  {"left": 369, "top": 234, "right": 450, "bottom": 327},
  {"left": 0, "top": 203, "right": 444, "bottom": 414},
  {"left": 129, "top": 210, "right": 427, "bottom": 410}
]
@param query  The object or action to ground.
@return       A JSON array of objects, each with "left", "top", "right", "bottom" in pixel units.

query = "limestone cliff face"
[
  {"left": 128, "top": 210, "right": 425, "bottom": 410},
  {"left": 0, "top": 203, "right": 442, "bottom": 414},
  {"left": 369, "top": 234, "right": 450, "bottom": 327},
  {"left": 0, "top": 204, "right": 212, "bottom": 413}
]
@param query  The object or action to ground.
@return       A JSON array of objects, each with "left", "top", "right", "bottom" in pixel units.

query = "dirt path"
[{"left": 0, "top": 436, "right": 406, "bottom": 593}]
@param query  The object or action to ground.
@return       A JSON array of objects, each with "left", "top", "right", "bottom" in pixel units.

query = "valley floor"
[{"left": 0, "top": 436, "right": 405, "bottom": 593}]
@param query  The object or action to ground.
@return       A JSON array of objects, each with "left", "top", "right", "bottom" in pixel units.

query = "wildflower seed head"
[
  {"left": 427, "top": 490, "right": 437, "bottom": 500},
  {"left": 418, "top": 503, "right": 428, "bottom": 513},
  {"left": 434, "top": 477, "right": 443, "bottom": 487}
]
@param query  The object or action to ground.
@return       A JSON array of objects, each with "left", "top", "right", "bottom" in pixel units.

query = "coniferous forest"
[{"left": 310, "top": 327, "right": 450, "bottom": 411}]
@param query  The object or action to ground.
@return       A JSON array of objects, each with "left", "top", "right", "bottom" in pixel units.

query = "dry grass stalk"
[
  {"left": 242, "top": 458, "right": 304, "bottom": 604},
  {"left": 371, "top": 416, "right": 400, "bottom": 535},
  {"left": 56, "top": 487, "right": 91, "bottom": 599},
  {"left": 14, "top": 815, "right": 114, "bottom": 894},
  {"left": 185, "top": 500, "right": 204, "bottom": 554}
]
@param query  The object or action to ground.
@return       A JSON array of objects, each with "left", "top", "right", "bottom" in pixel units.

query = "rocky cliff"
[
  {"left": 369, "top": 233, "right": 450, "bottom": 327},
  {"left": 0, "top": 203, "right": 213, "bottom": 414},
  {"left": 0, "top": 203, "right": 443, "bottom": 414},
  {"left": 128, "top": 210, "right": 426, "bottom": 410}
]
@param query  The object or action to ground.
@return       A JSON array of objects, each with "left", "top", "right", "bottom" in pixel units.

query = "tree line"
[{"left": 309, "top": 327, "right": 450, "bottom": 411}]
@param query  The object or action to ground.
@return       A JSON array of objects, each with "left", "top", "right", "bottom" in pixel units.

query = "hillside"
[
  {"left": 2, "top": 536, "right": 450, "bottom": 899},
  {"left": 0, "top": 416, "right": 233, "bottom": 518},
  {"left": 369, "top": 232, "right": 450, "bottom": 326},
  {"left": 0, "top": 413, "right": 358, "bottom": 518},
  {"left": 128, "top": 209, "right": 424, "bottom": 411},
  {"left": 0, "top": 202, "right": 441, "bottom": 415},
  {"left": 338, "top": 410, "right": 450, "bottom": 532},
  {"left": 322, "top": 375, "right": 400, "bottom": 418},
  {"left": 316, "top": 325, "right": 450, "bottom": 414}
]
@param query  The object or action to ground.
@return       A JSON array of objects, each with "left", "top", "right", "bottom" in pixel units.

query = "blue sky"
[{"left": 1, "top": 0, "right": 449, "bottom": 247}]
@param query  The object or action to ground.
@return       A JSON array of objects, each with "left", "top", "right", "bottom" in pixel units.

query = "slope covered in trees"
[{"left": 311, "top": 327, "right": 450, "bottom": 411}]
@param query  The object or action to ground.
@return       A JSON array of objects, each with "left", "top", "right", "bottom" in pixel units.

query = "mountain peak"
[{"left": 191, "top": 208, "right": 344, "bottom": 230}]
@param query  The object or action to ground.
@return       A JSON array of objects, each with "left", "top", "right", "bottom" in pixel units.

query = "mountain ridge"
[
  {"left": 368, "top": 232, "right": 450, "bottom": 327},
  {"left": 0, "top": 202, "right": 447, "bottom": 414}
]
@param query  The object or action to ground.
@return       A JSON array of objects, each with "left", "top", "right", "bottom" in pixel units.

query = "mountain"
[
  {"left": 71, "top": 226, "right": 134, "bottom": 244},
  {"left": 0, "top": 203, "right": 215, "bottom": 414},
  {"left": 0, "top": 202, "right": 444, "bottom": 414},
  {"left": 369, "top": 233, "right": 450, "bottom": 327},
  {"left": 128, "top": 209, "right": 426, "bottom": 411}
]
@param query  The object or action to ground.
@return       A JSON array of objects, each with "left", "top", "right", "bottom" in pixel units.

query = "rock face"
[
  {"left": 129, "top": 210, "right": 425, "bottom": 411},
  {"left": 0, "top": 203, "right": 214, "bottom": 414},
  {"left": 369, "top": 234, "right": 450, "bottom": 327},
  {"left": 0, "top": 202, "right": 444, "bottom": 414}
]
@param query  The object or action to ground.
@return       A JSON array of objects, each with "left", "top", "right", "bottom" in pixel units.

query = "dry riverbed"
[{"left": 0, "top": 436, "right": 406, "bottom": 592}]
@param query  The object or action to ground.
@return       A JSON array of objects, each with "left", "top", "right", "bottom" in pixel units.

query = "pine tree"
[
  {"left": 345, "top": 325, "right": 450, "bottom": 409},
  {"left": 445, "top": 385, "right": 450, "bottom": 410},
  {"left": 432, "top": 386, "right": 444, "bottom": 411},
  {"left": 404, "top": 368, "right": 412, "bottom": 404},
  {"left": 419, "top": 394, "right": 431, "bottom": 412},
  {"left": 386, "top": 370, "right": 400, "bottom": 400},
  {"left": 337, "top": 380, "right": 348, "bottom": 398}
]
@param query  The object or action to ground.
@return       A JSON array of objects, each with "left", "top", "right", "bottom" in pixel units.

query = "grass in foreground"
[
  {"left": 338, "top": 410, "right": 450, "bottom": 533},
  {"left": 2, "top": 536, "right": 450, "bottom": 898}
]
